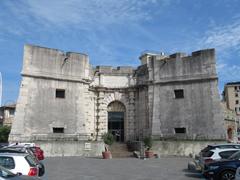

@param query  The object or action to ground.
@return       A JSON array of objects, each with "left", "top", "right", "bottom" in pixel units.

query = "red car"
[
  {"left": 29, "top": 146, "right": 44, "bottom": 161},
  {"left": 6, "top": 143, "right": 44, "bottom": 161}
]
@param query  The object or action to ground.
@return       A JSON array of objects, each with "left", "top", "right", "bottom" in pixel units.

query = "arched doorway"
[{"left": 107, "top": 101, "right": 125, "bottom": 142}]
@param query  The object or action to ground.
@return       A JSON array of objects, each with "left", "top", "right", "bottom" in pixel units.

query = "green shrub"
[
  {"left": 143, "top": 136, "right": 153, "bottom": 150},
  {"left": 102, "top": 132, "right": 114, "bottom": 146},
  {"left": 0, "top": 126, "right": 11, "bottom": 142}
]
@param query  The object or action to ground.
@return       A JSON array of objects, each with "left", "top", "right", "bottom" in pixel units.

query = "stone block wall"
[
  {"left": 9, "top": 45, "right": 226, "bottom": 157},
  {"left": 153, "top": 140, "right": 226, "bottom": 157},
  {"left": 9, "top": 45, "right": 95, "bottom": 142},
  {"left": 22, "top": 45, "right": 91, "bottom": 81},
  {"left": 149, "top": 49, "right": 225, "bottom": 140}
]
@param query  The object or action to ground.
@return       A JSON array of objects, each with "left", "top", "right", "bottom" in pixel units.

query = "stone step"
[
  {"left": 111, "top": 152, "right": 133, "bottom": 158},
  {"left": 110, "top": 143, "right": 132, "bottom": 158}
]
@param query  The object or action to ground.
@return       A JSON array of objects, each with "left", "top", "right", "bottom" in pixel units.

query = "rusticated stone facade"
[{"left": 9, "top": 45, "right": 226, "bottom": 156}]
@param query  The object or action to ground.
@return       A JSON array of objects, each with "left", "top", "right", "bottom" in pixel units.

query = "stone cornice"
[
  {"left": 22, "top": 73, "right": 92, "bottom": 84},
  {"left": 89, "top": 76, "right": 218, "bottom": 91},
  {"left": 153, "top": 75, "right": 218, "bottom": 85},
  {"left": 89, "top": 86, "right": 137, "bottom": 92}
]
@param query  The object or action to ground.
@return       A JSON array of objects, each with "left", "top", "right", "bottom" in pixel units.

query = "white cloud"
[
  {"left": 0, "top": 0, "right": 175, "bottom": 46},
  {"left": 1, "top": 0, "right": 175, "bottom": 65},
  {"left": 14, "top": 0, "right": 161, "bottom": 28},
  {"left": 199, "top": 19, "right": 240, "bottom": 52},
  {"left": 197, "top": 18, "right": 240, "bottom": 85},
  {"left": 218, "top": 64, "right": 240, "bottom": 83}
]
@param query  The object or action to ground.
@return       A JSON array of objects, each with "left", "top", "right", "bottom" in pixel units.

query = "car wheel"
[{"left": 220, "top": 170, "right": 235, "bottom": 180}]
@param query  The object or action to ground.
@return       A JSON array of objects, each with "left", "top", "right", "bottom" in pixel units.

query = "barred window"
[{"left": 174, "top": 89, "right": 184, "bottom": 99}]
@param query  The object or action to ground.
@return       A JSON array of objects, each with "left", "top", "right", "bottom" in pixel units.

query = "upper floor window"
[
  {"left": 236, "top": 100, "right": 239, "bottom": 105},
  {"left": 9, "top": 109, "right": 15, "bottom": 116},
  {"left": 174, "top": 89, "right": 184, "bottom": 99},
  {"left": 56, "top": 89, "right": 65, "bottom": 98}
]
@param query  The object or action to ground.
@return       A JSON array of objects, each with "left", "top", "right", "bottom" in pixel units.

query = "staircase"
[{"left": 110, "top": 143, "right": 133, "bottom": 158}]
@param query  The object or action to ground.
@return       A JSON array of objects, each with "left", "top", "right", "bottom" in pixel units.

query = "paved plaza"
[{"left": 42, "top": 157, "right": 205, "bottom": 180}]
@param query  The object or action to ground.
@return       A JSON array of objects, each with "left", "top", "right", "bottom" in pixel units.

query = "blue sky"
[{"left": 0, "top": 0, "right": 240, "bottom": 105}]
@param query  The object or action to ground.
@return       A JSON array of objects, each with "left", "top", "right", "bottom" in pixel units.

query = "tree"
[
  {"left": 0, "top": 126, "right": 11, "bottom": 142},
  {"left": 143, "top": 136, "right": 153, "bottom": 150},
  {"left": 102, "top": 132, "right": 114, "bottom": 151}
]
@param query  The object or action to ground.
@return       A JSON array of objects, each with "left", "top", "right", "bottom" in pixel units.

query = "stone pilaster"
[
  {"left": 126, "top": 91, "right": 135, "bottom": 141},
  {"left": 96, "top": 91, "right": 107, "bottom": 140},
  {"left": 147, "top": 85, "right": 154, "bottom": 136},
  {"left": 82, "top": 85, "right": 95, "bottom": 140}
]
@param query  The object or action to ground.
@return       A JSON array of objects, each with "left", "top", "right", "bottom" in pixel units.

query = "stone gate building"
[{"left": 9, "top": 45, "right": 226, "bottom": 156}]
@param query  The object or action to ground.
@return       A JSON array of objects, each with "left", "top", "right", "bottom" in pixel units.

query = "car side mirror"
[{"left": 17, "top": 172, "right": 22, "bottom": 176}]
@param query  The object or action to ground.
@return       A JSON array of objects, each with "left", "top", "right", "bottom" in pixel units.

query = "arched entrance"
[{"left": 107, "top": 101, "right": 125, "bottom": 142}]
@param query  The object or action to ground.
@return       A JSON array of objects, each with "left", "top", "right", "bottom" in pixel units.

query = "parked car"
[
  {"left": 199, "top": 144, "right": 240, "bottom": 157},
  {"left": 8, "top": 143, "right": 35, "bottom": 148},
  {"left": 235, "top": 166, "right": 240, "bottom": 180},
  {"left": 203, "top": 150, "right": 240, "bottom": 180},
  {"left": 0, "top": 148, "right": 45, "bottom": 177},
  {"left": 0, "top": 165, "right": 40, "bottom": 180},
  {"left": 199, "top": 148, "right": 240, "bottom": 171},
  {"left": 0, "top": 143, "right": 9, "bottom": 149},
  {"left": 188, "top": 144, "right": 240, "bottom": 172},
  {"left": 28, "top": 147, "right": 44, "bottom": 161},
  {"left": 7, "top": 144, "right": 44, "bottom": 161},
  {"left": 0, "top": 153, "right": 39, "bottom": 177}
]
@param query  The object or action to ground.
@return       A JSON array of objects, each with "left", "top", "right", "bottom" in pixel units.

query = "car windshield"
[
  {"left": 0, "top": 165, "right": 16, "bottom": 178},
  {"left": 228, "top": 151, "right": 240, "bottom": 160}
]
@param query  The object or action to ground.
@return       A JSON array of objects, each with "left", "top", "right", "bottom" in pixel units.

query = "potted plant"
[
  {"left": 102, "top": 132, "right": 114, "bottom": 159},
  {"left": 143, "top": 136, "right": 154, "bottom": 158}
]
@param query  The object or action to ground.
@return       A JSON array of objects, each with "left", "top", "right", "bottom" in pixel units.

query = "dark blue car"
[{"left": 204, "top": 150, "right": 240, "bottom": 180}]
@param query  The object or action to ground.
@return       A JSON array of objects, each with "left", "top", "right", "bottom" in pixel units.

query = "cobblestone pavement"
[{"left": 42, "top": 157, "right": 205, "bottom": 180}]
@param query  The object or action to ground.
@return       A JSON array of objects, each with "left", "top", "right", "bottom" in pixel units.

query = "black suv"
[{"left": 204, "top": 150, "right": 240, "bottom": 180}]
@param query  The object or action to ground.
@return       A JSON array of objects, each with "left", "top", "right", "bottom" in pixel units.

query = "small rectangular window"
[
  {"left": 174, "top": 89, "right": 184, "bottom": 99},
  {"left": 236, "top": 93, "right": 239, "bottom": 97},
  {"left": 53, "top": 127, "right": 64, "bottom": 133},
  {"left": 235, "top": 86, "right": 238, "bottom": 91},
  {"left": 236, "top": 100, "right": 239, "bottom": 105},
  {"left": 174, "top": 128, "right": 186, "bottom": 134},
  {"left": 56, "top": 89, "right": 65, "bottom": 98},
  {"left": 9, "top": 109, "right": 15, "bottom": 116}
]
